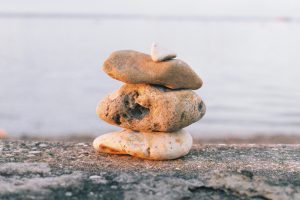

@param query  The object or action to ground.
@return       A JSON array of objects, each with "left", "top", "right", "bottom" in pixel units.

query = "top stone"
[{"left": 102, "top": 50, "right": 203, "bottom": 90}]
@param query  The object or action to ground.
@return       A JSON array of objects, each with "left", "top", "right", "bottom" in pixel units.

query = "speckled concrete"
[{"left": 0, "top": 140, "right": 300, "bottom": 200}]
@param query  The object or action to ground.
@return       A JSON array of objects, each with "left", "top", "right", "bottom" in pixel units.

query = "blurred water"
[{"left": 1, "top": 16, "right": 300, "bottom": 138}]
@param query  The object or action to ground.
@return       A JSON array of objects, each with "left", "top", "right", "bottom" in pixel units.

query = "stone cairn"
[{"left": 93, "top": 43, "right": 206, "bottom": 160}]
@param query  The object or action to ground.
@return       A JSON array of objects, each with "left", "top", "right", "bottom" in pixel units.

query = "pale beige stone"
[
  {"left": 102, "top": 50, "right": 202, "bottom": 90},
  {"left": 150, "top": 42, "right": 177, "bottom": 62},
  {"left": 97, "top": 84, "right": 206, "bottom": 132},
  {"left": 93, "top": 129, "right": 193, "bottom": 160}
]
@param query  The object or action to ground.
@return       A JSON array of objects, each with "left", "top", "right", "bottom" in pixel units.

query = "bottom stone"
[{"left": 93, "top": 129, "right": 193, "bottom": 160}]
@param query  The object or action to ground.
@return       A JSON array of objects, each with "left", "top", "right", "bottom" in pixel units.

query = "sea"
[{"left": 1, "top": 1, "right": 300, "bottom": 138}]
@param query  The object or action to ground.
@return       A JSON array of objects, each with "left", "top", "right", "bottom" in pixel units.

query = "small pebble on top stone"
[{"left": 151, "top": 42, "right": 177, "bottom": 62}]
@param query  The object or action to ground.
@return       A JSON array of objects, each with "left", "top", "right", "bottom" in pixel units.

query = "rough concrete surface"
[{"left": 0, "top": 140, "right": 300, "bottom": 200}]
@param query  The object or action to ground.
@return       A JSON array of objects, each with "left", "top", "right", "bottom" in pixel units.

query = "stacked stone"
[{"left": 93, "top": 44, "right": 206, "bottom": 160}]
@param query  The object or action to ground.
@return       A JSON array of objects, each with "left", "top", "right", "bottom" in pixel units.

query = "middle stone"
[{"left": 97, "top": 84, "right": 206, "bottom": 132}]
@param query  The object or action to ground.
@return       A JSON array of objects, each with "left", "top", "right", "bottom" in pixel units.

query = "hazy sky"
[{"left": 0, "top": 0, "right": 299, "bottom": 17}]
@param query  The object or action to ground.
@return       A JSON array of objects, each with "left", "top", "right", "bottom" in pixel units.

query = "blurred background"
[{"left": 1, "top": 0, "right": 300, "bottom": 140}]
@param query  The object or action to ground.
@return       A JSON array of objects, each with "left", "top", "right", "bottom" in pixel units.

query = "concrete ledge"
[{"left": 0, "top": 140, "right": 300, "bottom": 199}]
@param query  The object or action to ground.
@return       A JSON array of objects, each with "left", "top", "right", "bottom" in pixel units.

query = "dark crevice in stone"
[
  {"left": 180, "top": 112, "right": 186, "bottom": 120},
  {"left": 124, "top": 99, "right": 129, "bottom": 106},
  {"left": 123, "top": 95, "right": 130, "bottom": 107},
  {"left": 198, "top": 102, "right": 203, "bottom": 112},
  {"left": 122, "top": 113, "right": 128, "bottom": 119},
  {"left": 151, "top": 84, "right": 172, "bottom": 92},
  {"left": 127, "top": 103, "right": 149, "bottom": 120},
  {"left": 112, "top": 114, "right": 121, "bottom": 125},
  {"left": 122, "top": 92, "right": 150, "bottom": 121},
  {"left": 146, "top": 147, "right": 150, "bottom": 157},
  {"left": 153, "top": 123, "right": 160, "bottom": 130}
]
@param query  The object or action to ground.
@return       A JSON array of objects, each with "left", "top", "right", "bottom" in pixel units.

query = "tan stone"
[
  {"left": 102, "top": 50, "right": 202, "bottom": 90},
  {"left": 96, "top": 84, "right": 206, "bottom": 132},
  {"left": 93, "top": 129, "right": 193, "bottom": 160}
]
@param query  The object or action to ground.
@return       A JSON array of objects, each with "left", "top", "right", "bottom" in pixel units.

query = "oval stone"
[
  {"left": 102, "top": 50, "right": 203, "bottom": 90},
  {"left": 93, "top": 129, "right": 193, "bottom": 160},
  {"left": 97, "top": 84, "right": 206, "bottom": 132}
]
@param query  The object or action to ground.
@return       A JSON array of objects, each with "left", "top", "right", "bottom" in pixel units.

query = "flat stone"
[
  {"left": 93, "top": 129, "right": 193, "bottom": 160},
  {"left": 97, "top": 84, "right": 206, "bottom": 132},
  {"left": 150, "top": 43, "right": 177, "bottom": 62},
  {"left": 102, "top": 50, "right": 202, "bottom": 90}
]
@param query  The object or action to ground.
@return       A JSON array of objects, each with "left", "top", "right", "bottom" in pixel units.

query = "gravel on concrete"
[{"left": 0, "top": 140, "right": 300, "bottom": 200}]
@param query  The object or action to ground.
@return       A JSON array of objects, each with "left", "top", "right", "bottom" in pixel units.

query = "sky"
[{"left": 0, "top": 0, "right": 299, "bottom": 18}]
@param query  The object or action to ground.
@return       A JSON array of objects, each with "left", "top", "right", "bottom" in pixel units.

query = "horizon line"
[{"left": 0, "top": 12, "right": 298, "bottom": 23}]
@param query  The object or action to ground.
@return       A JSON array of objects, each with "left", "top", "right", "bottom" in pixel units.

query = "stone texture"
[
  {"left": 97, "top": 84, "right": 206, "bottom": 132},
  {"left": 1, "top": 140, "right": 300, "bottom": 200},
  {"left": 102, "top": 50, "right": 202, "bottom": 90},
  {"left": 150, "top": 42, "right": 177, "bottom": 62},
  {"left": 93, "top": 129, "right": 193, "bottom": 160}
]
